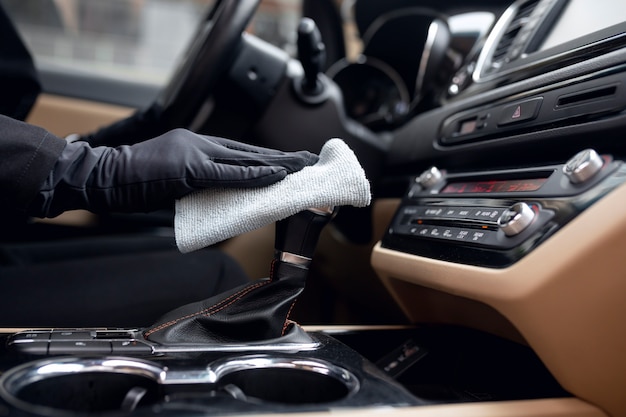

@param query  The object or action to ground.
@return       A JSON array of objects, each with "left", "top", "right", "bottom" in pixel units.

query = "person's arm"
[
  {"left": 0, "top": 115, "right": 66, "bottom": 215},
  {"left": 26, "top": 127, "right": 319, "bottom": 218}
]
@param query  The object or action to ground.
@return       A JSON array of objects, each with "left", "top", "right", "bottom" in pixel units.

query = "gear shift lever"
[
  {"left": 274, "top": 207, "right": 335, "bottom": 268},
  {"left": 143, "top": 208, "right": 336, "bottom": 346},
  {"left": 297, "top": 18, "right": 326, "bottom": 96},
  {"left": 294, "top": 17, "right": 328, "bottom": 104}
]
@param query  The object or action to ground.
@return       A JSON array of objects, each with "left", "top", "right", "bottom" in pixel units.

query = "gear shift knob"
[
  {"left": 297, "top": 17, "right": 326, "bottom": 96},
  {"left": 273, "top": 207, "right": 336, "bottom": 270}
]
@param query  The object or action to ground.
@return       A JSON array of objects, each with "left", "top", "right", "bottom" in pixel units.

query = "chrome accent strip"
[
  {"left": 473, "top": 0, "right": 626, "bottom": 85},
  {"left": 477, "top": 31, "right": 626, "bottom": 84},
  {"left": 361, "top": 7, "right": 444, "bottom": 46},
  {"left": 0, "top": 357, "right": 166, "bottom": 394},
  {"left": 162, "top": 368, "right": 218, "bottom": 385},
  {"left": 472, "top": 0, "right": 522, "bottom": 82},
  {"left": 278, "top": 251, "right": 312, "bottom": 267},
  {"left": 153, "top": 340, "right": 319, "bottom": 354},
  {"left": 209, "top": 354, "right": 360, "bottom": 394},
  {"left": 415, "top": 20, "right": 440, "bottom": 99},
  {"left": 308, "top": 206, "right": 335, "bottom": 216}
]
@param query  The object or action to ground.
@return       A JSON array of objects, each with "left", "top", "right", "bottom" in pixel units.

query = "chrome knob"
[
  {"left": 416, "top": 166, "right": 443, "bottom": 188},
  {"left": 563, "top": 149, "right": 603, "bottom": 184},
  {"left": 498, "top": 202, "right": 535, "bottom": 237}
]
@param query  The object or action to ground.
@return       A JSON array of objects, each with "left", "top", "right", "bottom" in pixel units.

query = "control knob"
[
  {"left": 416, "top": 166, "right": 443, "bottom": 188},
  {"left": 563, "top": 148, "right": 603, "bottom": 184},
  {"left": 498, "top": 202, "right": 535, "bottom": 237}
]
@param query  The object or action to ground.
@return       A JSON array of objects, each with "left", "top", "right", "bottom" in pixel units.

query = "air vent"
[
  {"left": 489, "top": 0, "right": 540, "bottom": 71},
  {"left": 471, "top": 0, "right": 562, "bottom": 81}
]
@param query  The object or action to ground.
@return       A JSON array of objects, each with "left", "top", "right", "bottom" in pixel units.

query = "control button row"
[
  {"left": 402, "top": 206, "right": 506, "bottom": 223},
  {"left": 8, "top": 330, "right": 153, "bottom": 355},
  {"left": 407, "top": 225, "right": 494, "bottom": 244},
  {"left": 11, "top": 329, "right": 139, "bottom": 341},
  {"left": 9, "top": 339, "right": 153, "bottom": 355}
]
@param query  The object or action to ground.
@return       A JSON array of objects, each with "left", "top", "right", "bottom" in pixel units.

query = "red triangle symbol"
[{"left": 511, "top": 106, "right": 522, "bottom": 119}]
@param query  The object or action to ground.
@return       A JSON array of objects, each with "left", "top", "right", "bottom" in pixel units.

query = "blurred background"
[{"left": 0, "top": 0, "right": 302, "bottom": 86}]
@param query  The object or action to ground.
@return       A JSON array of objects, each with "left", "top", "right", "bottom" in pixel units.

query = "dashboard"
[
  {"left": 329, "top": 0, "right": 626, "bottom": 154},
  {"left": 354, "top": 1, "right": 626, "bottom": 416},
  {"left": 381, "top": 0, "right": 626, "bottom": 173}
]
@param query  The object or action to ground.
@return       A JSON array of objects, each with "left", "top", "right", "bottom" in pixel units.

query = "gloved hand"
[{"left": 28, "top": 128, "right": 319, "bottom": 217}]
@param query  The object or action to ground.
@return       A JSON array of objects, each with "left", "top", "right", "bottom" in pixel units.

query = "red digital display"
[{"left": 440, "top": 178, "right": 547, "bottom": 194}]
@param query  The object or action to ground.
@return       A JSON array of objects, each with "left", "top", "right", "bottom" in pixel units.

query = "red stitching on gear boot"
[
  {"left": 281, "top": 299, "right": 298, "bottom": 336},
  {"left": 269, "top": 258, "right": 277, "bottom": 280},
  {"left": 143, "top": 280, "right": 270, "bottom": 338}
]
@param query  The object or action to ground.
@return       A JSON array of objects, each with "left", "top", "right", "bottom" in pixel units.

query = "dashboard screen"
[
  {"left": 441, "top": 178, "right": 548, "bottom": 194},
  {"left": 539, "top": 0, "right": 626, "bottom": 52}
]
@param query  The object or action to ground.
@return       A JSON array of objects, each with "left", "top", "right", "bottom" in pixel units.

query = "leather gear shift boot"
[
  {"left": 143, "top": 208, "right": 336, "bottom": 347},
  {"left": 143, "top": 260, "right": 309, "bottom": 345}
]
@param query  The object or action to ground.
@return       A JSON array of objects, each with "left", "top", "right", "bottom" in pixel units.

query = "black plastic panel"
[{"left": 440, "top": 71, "right": 626, "bottom": 145}]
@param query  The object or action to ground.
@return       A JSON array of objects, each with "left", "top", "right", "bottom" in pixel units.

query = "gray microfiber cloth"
[{"left": 174, "top": 138, "right": 371, "bottom": 253}]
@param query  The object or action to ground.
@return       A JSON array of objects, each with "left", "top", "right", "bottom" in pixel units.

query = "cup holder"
[
  {"left": 0, "top": 355, "right": 360, "bottom": 414},
  {"left": 0, "top": 357, "right": 166, "bottom": 416},
  {"left": 212, "top": 355, "right": 359, "bottom": 404}
]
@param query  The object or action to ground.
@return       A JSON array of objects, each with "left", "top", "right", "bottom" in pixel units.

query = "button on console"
[
  {"left": 48, "top": 341, "right": 112, "bottom": 355},
  {"left": 470, "top": 231, "right": 487, "bottom": 242},
  {"left": 498, "top": 98, "right": 543, "bottom": 126},
  {"left": 11, "top": 331, "right": 50, "bottom": 342},
  {"left": 50, "top": 331, "right": 93, "bottom": 340},
  {"left": 111, "top": 340, "right": 153, "bottom": 354},
  {"left": 11, "top": 342, "right": 49, "bottom": 354}
]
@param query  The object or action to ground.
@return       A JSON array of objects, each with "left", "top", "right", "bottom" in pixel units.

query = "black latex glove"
[{"left": 28, "top": 128, "right": 319, "bottom": 218}]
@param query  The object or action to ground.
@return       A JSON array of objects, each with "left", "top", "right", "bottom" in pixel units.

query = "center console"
[
  {"left": 0, "top": 205, "right": 590, "bottom": 416},
  {"left": 0, "top": 209, "right": 424, "bottom": 416},
  {"left": 0, "top": 324, "right": 579, "bottom": 417},
  {"left": 0, "top": 328, "right": 422, "bottom": 416}
]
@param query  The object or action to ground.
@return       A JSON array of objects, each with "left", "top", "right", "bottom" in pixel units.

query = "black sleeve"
[{"left": 0, "top": 114, "right": 66, "bottom": 214}]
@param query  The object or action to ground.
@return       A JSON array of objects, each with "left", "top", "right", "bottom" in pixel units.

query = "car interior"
[{"left": 0, "top": 0, "right": 625, "bottom": 416}]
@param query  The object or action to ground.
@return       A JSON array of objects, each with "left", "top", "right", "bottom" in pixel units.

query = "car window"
[{"left": 0, "top": 0, "right": 302, "bottom": 88}]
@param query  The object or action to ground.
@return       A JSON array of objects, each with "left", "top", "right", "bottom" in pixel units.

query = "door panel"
[{"left": 27, "top": 93, "right": 134, "bottom": 138}]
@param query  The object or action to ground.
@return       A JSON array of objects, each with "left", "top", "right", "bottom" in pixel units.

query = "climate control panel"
[
  {"left": 382, "top": 149, "right": 625, "bottom": 267},
  {"left": 392, "top": 202, "right": 553, "bottom": 251}
]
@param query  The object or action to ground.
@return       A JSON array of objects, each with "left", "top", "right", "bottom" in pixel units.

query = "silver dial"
[
  {"left": 416, "top": 166, "right": 443, "bottom": 188},
  {"left": 498, "top": 202, "right": 535, "bottom": 237},
  {"left": 563, "top": 149, "right": 603, "bottom": 184}
]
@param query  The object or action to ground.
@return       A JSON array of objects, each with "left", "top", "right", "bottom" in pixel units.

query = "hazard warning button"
[{"left": 498, "top": 97, "right": 543, "bottom": 126}]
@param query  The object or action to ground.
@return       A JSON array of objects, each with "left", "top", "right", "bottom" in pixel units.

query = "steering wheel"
[{"left": 156, "top": 0, "right": 261, "bottom": 131}]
